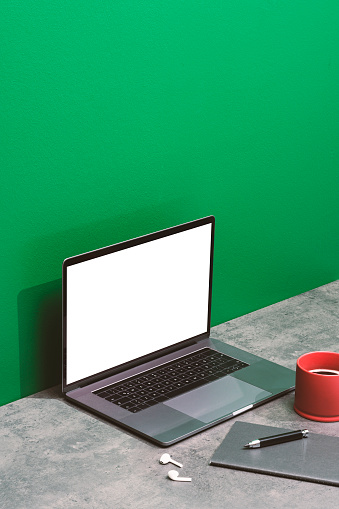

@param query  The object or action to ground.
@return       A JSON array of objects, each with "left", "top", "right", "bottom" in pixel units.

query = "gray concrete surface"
[{"left": 1, "top": 281, "right": 339, "bottom": 509}]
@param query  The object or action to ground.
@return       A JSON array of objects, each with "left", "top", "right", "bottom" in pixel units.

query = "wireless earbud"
[
  {"left": 168, "top": 470, "right": 192, "bottom": 482},
  {"left": 159, "top": 453, "right": 183, "bottom": 468}
]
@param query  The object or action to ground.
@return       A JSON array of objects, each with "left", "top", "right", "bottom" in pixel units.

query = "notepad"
[{"left": 210, "top": 421, "right": 339, "bottom": 487}]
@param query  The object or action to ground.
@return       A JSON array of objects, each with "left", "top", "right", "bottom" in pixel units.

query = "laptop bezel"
[{"left": 62, "top": 215, "right": 215, "bottom": 394}]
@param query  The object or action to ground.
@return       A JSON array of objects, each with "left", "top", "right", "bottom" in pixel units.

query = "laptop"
[{"left": 62, "top": 216, "right": 295, "bottom": 446}]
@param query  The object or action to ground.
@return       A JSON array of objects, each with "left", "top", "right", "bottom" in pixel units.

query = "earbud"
[
  {"left": 159, "top": 453, "right": 183, "bottom": 468},
  {"left": 168, "top": 470, "right": 192, "bottom": 482}
]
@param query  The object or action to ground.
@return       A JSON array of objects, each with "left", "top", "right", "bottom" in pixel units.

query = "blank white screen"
[{"left": 66, "top": 223, "right": 212, "bottom": 385}]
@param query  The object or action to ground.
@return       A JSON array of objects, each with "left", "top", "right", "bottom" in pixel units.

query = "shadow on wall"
[{"left": 17, "top": 279, "right": 62, "bottom": 398}]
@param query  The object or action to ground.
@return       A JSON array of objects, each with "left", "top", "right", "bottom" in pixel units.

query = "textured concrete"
[{"left": 1, "top": 281, "right": 339, "bottom": 509}]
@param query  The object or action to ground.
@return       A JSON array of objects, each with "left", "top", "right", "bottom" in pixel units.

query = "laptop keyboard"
[{"left": 93, "top": 348, "right": 249, "bottom": 413}]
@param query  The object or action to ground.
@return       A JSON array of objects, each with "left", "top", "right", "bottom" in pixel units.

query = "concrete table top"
[{"left": 1, "top": 281, "right": 339, "bottom": 508}]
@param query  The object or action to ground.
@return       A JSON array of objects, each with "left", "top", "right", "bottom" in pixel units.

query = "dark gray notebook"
[{"left": 210, "top": 421, "right": 339, "bottom": 487}]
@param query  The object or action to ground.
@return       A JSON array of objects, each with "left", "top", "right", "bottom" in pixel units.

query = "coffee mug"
[{"left": 294, "top": 351, "right": 339, "bottom": 422}]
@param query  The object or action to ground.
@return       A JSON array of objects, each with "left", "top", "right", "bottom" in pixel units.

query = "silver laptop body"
[{"left": 62, "top": 216, "right": 295, "bottom": 446}]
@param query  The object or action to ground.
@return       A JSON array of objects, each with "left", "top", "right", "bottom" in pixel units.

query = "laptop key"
[
  {"left": 109, "top": 392, "right": 125, "bottom": 401},
  {"left": 96, "top": 391, "right": 111, "bottom": 398},
  {"left": 112, "top": 397, "right": 130, "bottom": 406},
  {"left": 127, "top": 399, "right": 143, "bottom": 406},
  {"left": 136, "top": 403, "right": 152, "bottom": 411},
  {"left": 121, "top": 402, "right": 138, "bottom": 410},
  {"left": 142, "top": 399, "right": 158, "bottom": 408},
  {"left": 151, "top": 394, "right": 170, "bottom": 403}
]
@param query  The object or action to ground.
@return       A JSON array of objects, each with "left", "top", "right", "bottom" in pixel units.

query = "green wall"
[{"left": 1, "top": 1, "right": 338, "bottom": 406}]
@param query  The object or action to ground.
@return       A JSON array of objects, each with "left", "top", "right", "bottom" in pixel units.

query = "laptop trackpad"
[{"left": 164, "top": 376, "right": 272, "bottom": 424}]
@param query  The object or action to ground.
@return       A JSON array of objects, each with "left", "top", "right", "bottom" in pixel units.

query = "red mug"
[{"left": 294, "top": 351, "right": 339, "bottom": 422}]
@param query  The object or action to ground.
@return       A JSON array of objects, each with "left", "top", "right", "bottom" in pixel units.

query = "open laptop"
[{"left": 62, "top": 216, "right": 295, "bottom": 446}]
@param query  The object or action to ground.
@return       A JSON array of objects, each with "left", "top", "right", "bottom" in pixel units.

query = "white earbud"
[
  {"left": 159, "top": 453, "right": 183, "bottom": 468},
  {"left": 168, "top": 470, "right": 192, "bottom": 482}
]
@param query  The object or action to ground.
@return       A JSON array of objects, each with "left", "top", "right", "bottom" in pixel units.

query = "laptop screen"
[{"left": 64, "top": 218, "right": 213, "bottom": 387}]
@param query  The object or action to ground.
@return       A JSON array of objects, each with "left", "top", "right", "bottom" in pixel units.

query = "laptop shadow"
[{"left": 17, "top": 279, "right": 62, "bottom": 399}]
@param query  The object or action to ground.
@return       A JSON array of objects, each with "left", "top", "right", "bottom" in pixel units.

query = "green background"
[{"left": 1, "top": 1, "right": 338, "bottom": 406}]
